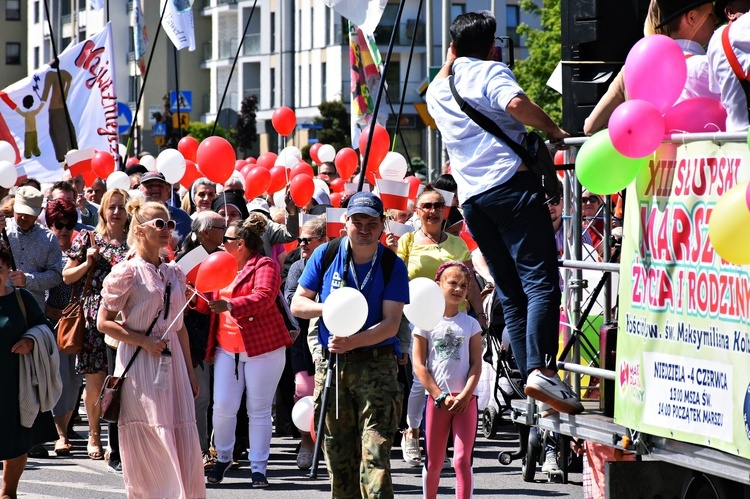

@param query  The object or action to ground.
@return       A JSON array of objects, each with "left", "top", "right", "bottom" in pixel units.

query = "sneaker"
[
  {"left": 541, "top": 449, "right": 560, "bottom": 473},
  {"left": 400, "top": 430, "right": 422, "bottom": 467},
  {"left": 106, "top": 458, "right": 123, "bottom": 474},
  {"left": 524, "top": 371, "right": 584, "bottom": 415},
  {"left": 203, "top": 452, "right": 216, "bottom": 470}
]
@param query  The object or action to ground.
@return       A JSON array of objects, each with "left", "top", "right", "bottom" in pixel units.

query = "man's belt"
[{"left": 323, "top": 344, "right": 394, "bottom": 363}]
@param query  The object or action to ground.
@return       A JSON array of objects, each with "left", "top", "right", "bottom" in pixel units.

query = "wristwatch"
[
  {"left": 434, "top": 392, "right": 449, "bottom": 409},
  {"left": 226, "top": 301, "right": 233, "bottom": 312}
]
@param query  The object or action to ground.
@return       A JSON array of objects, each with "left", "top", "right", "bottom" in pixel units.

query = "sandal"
[
  {"left": 251, "top": 471, "right": 268, "bottom": 488},
  {"left": 87, "top": 433, "right": 103, "bottom": 460},
  {"left": 53, "top": 438, "right": 71, "bottom": 456},
  {"left": 206, "top": 460, "right": 231, "bottom": 485}
]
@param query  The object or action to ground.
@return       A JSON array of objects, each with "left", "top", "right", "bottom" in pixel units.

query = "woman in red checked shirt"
[{"left": 195, "top": 214, "right": 292, "bottom": 487}]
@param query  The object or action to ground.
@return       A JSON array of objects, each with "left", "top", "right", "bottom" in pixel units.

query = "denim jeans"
[{"left": 462, "top": 171, "right": 560, "bottom": 379}]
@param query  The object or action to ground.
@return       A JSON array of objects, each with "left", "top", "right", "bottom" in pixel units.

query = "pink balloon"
[
  {"left": 623, "top": 35, "right": 687, "bottom": 114},
  {"left": 608, "top": 100, "right": 664, "bottom": 159},
  {"left": 663, "top": 97, "right": 727, "bottom": 134}
]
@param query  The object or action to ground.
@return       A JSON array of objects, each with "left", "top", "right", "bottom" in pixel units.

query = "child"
[{"left": 412, "top": 261, "right": 483, "bottom": 499}]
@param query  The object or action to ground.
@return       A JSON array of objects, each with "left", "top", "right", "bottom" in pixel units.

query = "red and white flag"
[
  {"left": 326, "top": 208, "right": 347, "bottom": 239},
  {"left": 177, "top": 245, "right": 209, "bottom": 284},
  {"left": 375, "top": 179, "right": 409, "bottom": 211},
  {"left": 65, "top": 148, "right": 95, "bottom": 178}
]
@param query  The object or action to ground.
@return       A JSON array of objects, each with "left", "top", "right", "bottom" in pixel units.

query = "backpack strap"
[{"left": 380, "top": 245, "right": 397, "bottom": 286}]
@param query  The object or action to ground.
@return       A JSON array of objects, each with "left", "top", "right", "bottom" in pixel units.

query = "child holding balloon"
[{"left": 412, "top": 261, "right": 483, "bottom": 499}]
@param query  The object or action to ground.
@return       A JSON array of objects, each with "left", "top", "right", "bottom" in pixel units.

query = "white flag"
[
  {"left": 90, "top": 0, "right": 104, "bottom": 10},
  {"left": 324, "top": 0, "right": 387, "bottom": 35},
  {"left": 161, "top": 0, "right": 196, "bottom": 51}
]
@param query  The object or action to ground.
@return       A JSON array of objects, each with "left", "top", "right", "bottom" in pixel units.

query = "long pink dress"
[{"left": 101, "top": 256, "right": 206, "bottom": 499}]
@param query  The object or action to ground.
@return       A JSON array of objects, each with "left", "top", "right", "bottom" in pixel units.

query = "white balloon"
[
  {"left": 140, "top": 154, "right": 156, "bottom": 171},
  {"left": 0, "top": 141, "right": 15, "bottom": 164},
  {"left": 323, "top": 287, "right": 368, "bottom": 337},
  {"left": 157, "top": 149, "right": 186, "bottom": 184},
  {"left": 0, "top": 161, "right": 17, "bottom": 188},
  {"left": 117, "top": 143, "right": 128, "bottom": 160},
  {"left": 379, "top": 152, "right": 408, "bottom": 181},
  {"left": 317, "top": 144, "right": 336, "bottom": 163},
  {"left": 276, "top": 146, "right": 302, "bottom": 168},
  {"left": 404, "top": 277, "right": 445, "bottom": 330},
  {"left": 106, "top": 171, "right": 131, "bottom": 191},
  {"left": 312, "top": 178, "right": 330, "bottom": 195},
  {"left": 291, "top": 396, "right": 315, "bottom": 432},
  {"left": 272, "top": 189, "right": 286, "bottom": 209}
]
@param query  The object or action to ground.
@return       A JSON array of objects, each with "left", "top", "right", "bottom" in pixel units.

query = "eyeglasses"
[
  {"left": 581, "top": 196, "right": 601, "bottom": 204},
  {"left": 297, "top": 237, "right": 320, "bottom": 245},
  {"left": 140, "top": 218, "right": 176, "bottom": 231},
  {"left": 223, "top": 235, "right": 239, "bottom": 243},
  {"left": 210, "top": 225, "right": 227, "bottom": 231},
  {"left": 53, "top": 221, "right": 76, "bottom": 230},
  {"left": 318, "top": 171, "right": 337, "bottom": 177},
  {"left": 418, "top": 202, "right": 445, "bottom": 211},
  {"left": 545, "top": 196, "right": 560, "bottom": 206}
]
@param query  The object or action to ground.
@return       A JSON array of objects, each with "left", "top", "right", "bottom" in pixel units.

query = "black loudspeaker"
[
  {"left": 561, "top": 0, "right": 649, "bottom": 135},
  {"left": 599, "top": 321, "right": 618, "bottom": 417}
]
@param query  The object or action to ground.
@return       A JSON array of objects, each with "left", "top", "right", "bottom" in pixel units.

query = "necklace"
[{"left": 421, "top": 229, "right": 444, "bottom": 251}]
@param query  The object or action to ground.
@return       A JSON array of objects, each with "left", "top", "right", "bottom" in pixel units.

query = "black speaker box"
[{"left": 561, "top": 0, "right": 650, "bottom": 135}]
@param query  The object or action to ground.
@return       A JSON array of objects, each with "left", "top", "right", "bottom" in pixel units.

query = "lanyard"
[{"left": 348, "top": 248, "right": 378, "bottom": 291}]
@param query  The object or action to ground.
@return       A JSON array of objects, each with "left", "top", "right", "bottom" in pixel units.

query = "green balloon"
[{"left": 575, "top": 130, "right": 649, "bottom": 194}]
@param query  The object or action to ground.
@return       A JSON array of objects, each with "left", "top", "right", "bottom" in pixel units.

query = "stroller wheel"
[
  {"left": 482, "top": 406, "right": 498, "bottom": 439},
  {"left": 522, "top": 428, "right": 541, "bottom": 482}
]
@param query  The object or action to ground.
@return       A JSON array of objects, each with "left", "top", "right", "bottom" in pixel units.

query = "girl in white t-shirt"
[{"left": 413, "top": 261, "right": 483, "bottom": 499}]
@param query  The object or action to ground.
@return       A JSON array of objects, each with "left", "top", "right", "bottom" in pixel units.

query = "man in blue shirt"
[
  {"left": 292, "top": 191, "right": 409, "bottom": 498},
  {"left": 138, "top": 171, "right": 192, "bottom": 248},
  {"left": 426, "top": 11, "right": 583, "bottom": 415}
]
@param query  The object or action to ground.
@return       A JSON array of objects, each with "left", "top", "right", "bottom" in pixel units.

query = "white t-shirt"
[
  {"left": 413, "top": 312, "right": 482, "bottom": 394},
  {"left": 708, "top": 16, "right": 750, "bottom": 131}
]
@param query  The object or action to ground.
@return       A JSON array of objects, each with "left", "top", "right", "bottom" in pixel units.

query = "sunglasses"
[
  {"left": 53, "top": 221, "right": 76, "bottom": 230},
  {"left": 581, "top": 196, "right": 601, "bottom": 204},
  {"left": 318, "top": 171, "right": 337, "bottom": 176},
  {"left": 223, "top": 235, "right": 239, "bottom": 243},
  {"left": 297, "top": 237, "right": 320, "bottom": 245},
  {"left": 140, "top": 218, "right": 176, "bottom": 231},
  {"left": 545, "top": 196, "right": 560, "bottom": 206},
  {"left": 418, "top": 202, "right": 445, "bottom": 211}
]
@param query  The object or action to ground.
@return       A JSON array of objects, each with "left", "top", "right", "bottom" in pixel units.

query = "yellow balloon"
[{"left": 708, "top": 180, "right": 750, "bottom": 265}]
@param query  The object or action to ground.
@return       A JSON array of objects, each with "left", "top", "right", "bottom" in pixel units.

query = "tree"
[
  {"left": 186, "top": 121, "right": 232, "bottom": 143},
  {"left": 235, "top": 94, "right": 258, "bottom": 157},
  {"left": 513, "top": 0, "right": 562, "bottom": 125}
]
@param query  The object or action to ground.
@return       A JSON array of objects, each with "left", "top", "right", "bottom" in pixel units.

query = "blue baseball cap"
[{"left": 346, "top": 191, "right": 384, "bottom": 218}]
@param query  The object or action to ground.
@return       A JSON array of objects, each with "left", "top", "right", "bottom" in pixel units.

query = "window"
[
  {"left": 270, "top": 68, "right": 276, "bottom": 108},
  {"left": 321, "top": 62, "right": 326, "bottom": 103},
  {"left": 5, "top": 42, "right": 21, "bottom": 65},
  {"left": 506, "top": 5, "right": 520, "bottom": 47},
  {"left": 33, "top": 47, "right": 39, "bottom": 69},
  {"left": 270, "top": 12, "right": 276, "bottom": 52},
  {"left": 33, "top": 1, "right": 39, "bottom": 23},
  {"left": 325, "top": 6, "right": 331, "bottom": 46},
  {"left": 6, "top": 0, "right": 21, "bottom": 20},
  {"left": 128, "top": 75, "right": 141, "bottom": 105}
]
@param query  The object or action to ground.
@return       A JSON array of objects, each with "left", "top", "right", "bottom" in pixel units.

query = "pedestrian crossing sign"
[{"left": 170, "top": 91, "right": 192, "bottom": 113}]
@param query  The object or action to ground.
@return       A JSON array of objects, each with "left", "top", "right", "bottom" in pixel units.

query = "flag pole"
[
  {"left": 356, "top": 0, "right": 407, "bottom": 193},
  {"left": 174, "top": 45, "right": 182, "bottom": 140},
  {"left": 390, "top": 0, "right": 424, "bottom": 176},
  {"left": 124, "top": 0, "right": 170, "bottom": 160},
  {"left": 105, "top": 0, "right": 110, "bottom": 23},
  {"left": 211, "top": 0, "right": 259, "bottom": 137},
  {"left": 42, "top": 0, "right": 78, "bottom": 152}
]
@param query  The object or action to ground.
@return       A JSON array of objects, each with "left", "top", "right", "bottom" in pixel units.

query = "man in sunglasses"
[
  {"left": 427, "top": 12, "right": 582, "bottom": 414},
  {"left": 3, "top": 186, "right": 62, "bottom": 310},
  {"left": 139, "top": 171, "right": 192, "bottom": 248}
]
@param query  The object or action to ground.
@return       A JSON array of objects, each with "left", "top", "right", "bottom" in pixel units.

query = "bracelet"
[{"left": 434, "top": 392, "right": 449, "bottom": 409}]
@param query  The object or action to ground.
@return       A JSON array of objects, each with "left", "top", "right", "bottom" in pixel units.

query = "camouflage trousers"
[{"left": 314, "top": 352, "right": 403, "bottom": 499}]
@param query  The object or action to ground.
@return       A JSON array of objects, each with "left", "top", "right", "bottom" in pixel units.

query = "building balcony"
[{"left": 242, "top": 34, "right": 260, "bottom": 56}]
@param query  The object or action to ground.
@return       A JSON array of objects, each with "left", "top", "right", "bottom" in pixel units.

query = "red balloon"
[
  {"left": 256, "top": 152, "right": 278, "bottom": 170},
  {"left": 330, "top": 192, "right": 342, "bottom": 208},
  {"left": 240, "top": 163, "right": 255, "bottom": 178},
  {"left": 290, "top": 162, "right": 314, "bottom": 180},
  {"left": 81, "top": 169, "right": 98, "bottom": 187},
  {"left": 91, "top": 151, "right": 115, "bottom": 179},
  {"left": 289, "top": 174, "right": 315, "bottom": 207},
  {"left": 180, "top": 160, "right": 202, "bottom": 190},
  {"left": 268, "top": 165, "right": 288, "bottom": 194},
  {"left": 359, "top": 124, "right": 390, "bottom": 170},
  {"left": 235, "top": 159, "right": 248, "bottom": 171},
  {"left": 245, "top": 166, "right": 271, "bottom": 200},
  {"left": 195, "top": 252, "right": 237, "bottom": 293},
  {"left": 196, "top": 136, "right": 235, "bottom": 184},
  {"left": 334, "top": 148, "right": 359, "bottom": 180},
  {"left": 272, "top": 106, "right": 296, "bottom": 136},
  {"left": 126, "top": 156, "right": 139, "bottom": 167},
  {"left": 178, "top": 136, "right": 199, "bottom": 162},
  {"left": 330, "top": 178, "right": 345, "bottom": 193},
  {"left": 554, "top": 150, "right": 565, "bottom": 165},
  {"left": 309, "top": 143, "right": 323, "bottom": 165},
  {"left": 245, "top": 157, "right": 256, "bottom": 164},
  {"left": 404, "top": 175, "right": 422, "bottom": 201},
  {"left": 365, "top": 169, "right": 378, "bottom": 186}
]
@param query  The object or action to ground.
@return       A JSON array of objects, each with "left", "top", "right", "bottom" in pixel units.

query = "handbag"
[
  {"left": 448, "top": 75, "right": 561, "bottom": 199},
  {"left": 57, "top": 231, "right": 97, "bottom": 354},
  {"left": 276, "top": 291, "right": 301, "bottom": 343},
  {"left": 98, "top": 283, "right": 170, "bottom": 423}
]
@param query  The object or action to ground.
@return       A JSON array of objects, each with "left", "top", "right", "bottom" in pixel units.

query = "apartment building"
[{"left": 1, "top": 0, "right": 26, "bottom": 89}]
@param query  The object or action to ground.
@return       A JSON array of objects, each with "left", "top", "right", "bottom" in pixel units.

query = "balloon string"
[
  {"left": 160, "top": 288, "right": 197, "bottom": 341},
  {"left": 223, "top": 190, "right": 228, "bottom": 226},
  {"left": 335, "top": 353, "right": 339, "bottom": 420}
]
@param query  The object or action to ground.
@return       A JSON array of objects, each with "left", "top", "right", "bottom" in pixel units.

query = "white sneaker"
[
  {"left": 541, "top": 449, "right": 560, "bottom": 473},
  {"left": 400, "top": 430, "right": 422, "bottom": 467},
  {"left": 524, "top": 371, "right": 584, "bottom": 415}
]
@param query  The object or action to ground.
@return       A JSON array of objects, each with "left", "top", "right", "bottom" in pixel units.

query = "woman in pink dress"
[{"left": 97, "top": 198, "right": 205, "bottom": 499}]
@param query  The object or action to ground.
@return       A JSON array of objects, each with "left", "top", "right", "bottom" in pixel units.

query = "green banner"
[{"left": 616, "top": 141, "right": 750, "bottom": 458}]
